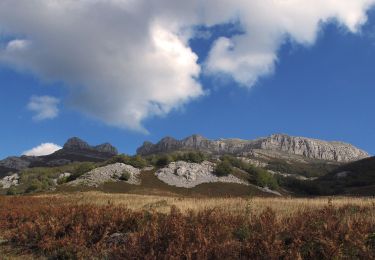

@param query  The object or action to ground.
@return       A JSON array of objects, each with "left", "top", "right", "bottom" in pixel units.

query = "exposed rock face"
[
  {"left": 63, "top": 137, "right": 118, "bottom": 156},
  {"left": 0, "top": 156, "right": 31, "bottom": 170},
  {"left": 68, "top": 163, "right": 140, "bottom": 187},
  {"left": 137, "top": 134, "right": 369, "bottom": 162},
  {"left": 155, "top": 161, "right": 248, "bottom": 188},
  {"left": 63, "top": 137, "right": 91, "bottom": 151},
  {"left": 0, "top": 156, "right": 43, "bottom": 177}
]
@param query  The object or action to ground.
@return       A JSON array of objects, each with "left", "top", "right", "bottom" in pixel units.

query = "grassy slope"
[{"left": 316, "top": 156, "right": 375, "bottom": 196}]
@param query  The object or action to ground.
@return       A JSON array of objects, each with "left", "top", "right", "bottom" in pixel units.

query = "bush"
[
  {"left": 254, "top": 170, "right": 279, "bottom": 190},
  {"left": 215, "top": 160, "right": 234, "bottom": 176},
  {"left": 119, "top": 170, "right": 131, "bottom": 181},
  {"left": 106, "top": 154, "right": 148, "bottom": 168},
  {"left": 155, "top": 155, "right": 172, "bottom": 168},
  {"left": 181, "top": 152, "right": 207, "bottom": 163},
  {"left": 25, "top": 180, "right": 43, "bottom": 193}
]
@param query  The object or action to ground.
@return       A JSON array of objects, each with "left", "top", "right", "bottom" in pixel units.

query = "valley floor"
[{"left": 1, "top": 193, "right": 375, "bottom": 259}]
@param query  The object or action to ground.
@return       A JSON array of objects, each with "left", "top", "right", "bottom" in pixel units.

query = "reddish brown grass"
[{"left": 1, "top": 196, "right": 375, "bottom": 259}]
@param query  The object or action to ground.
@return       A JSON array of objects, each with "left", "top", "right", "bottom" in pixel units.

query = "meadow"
[{"left": 1, "top": 192, "right": 375, "bottom": 259}]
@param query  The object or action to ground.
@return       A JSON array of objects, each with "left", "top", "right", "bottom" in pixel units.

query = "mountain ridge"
[
  {"left": 0, "top": 137, "right": 118, "bottom": 176},
  {"left": 137, "top": 134, "right": 369, "bottom": 162}
]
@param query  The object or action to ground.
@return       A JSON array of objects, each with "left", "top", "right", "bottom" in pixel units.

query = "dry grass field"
[
  {"left": 1, "top": 193, "right": 375, "bottom": 259},
  {"left": 41, "top": 191, "right": 375, "bottom": 216}
]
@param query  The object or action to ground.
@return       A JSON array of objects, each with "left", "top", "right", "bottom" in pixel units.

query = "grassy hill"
[{"left": 316, "top": 156, "right": 375, "bottom": 195}]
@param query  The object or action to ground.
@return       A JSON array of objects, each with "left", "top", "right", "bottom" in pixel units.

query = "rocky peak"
[
  {"left": 94, "top": 143, "right": 118, "bottom": 155},
  {"left": 62, "top": 137, "right": 117, "bottom": 156},
  {"left": 63, "top": 137, "right": 91, "bottom": 151}
]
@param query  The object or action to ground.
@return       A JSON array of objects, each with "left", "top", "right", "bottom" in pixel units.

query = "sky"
[{"left": 0, "top": 0, "right": 375, "bottom": 158}]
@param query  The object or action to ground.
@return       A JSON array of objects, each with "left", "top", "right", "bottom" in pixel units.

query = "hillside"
[
  {"left": 316, "top": 156, "right": 375, "bottom": 195},
  {"left": 0, "top": 134, "right": 373, "bottom": 197}
]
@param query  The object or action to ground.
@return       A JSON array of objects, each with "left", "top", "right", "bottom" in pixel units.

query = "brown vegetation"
[{"left": 1, "top": 194, "right": 375, "bottom": 259}]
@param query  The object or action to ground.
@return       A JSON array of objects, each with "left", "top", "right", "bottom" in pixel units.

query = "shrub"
[
  {"left": 119, "top": 170, "right": 131, "bottom": 181},
  {"left": 254, "top": 170, "right": 278, "bottom": 190},
  {"left": 215, "top": 160, "right": 233, "bottom": 176},
  {"left": 106, "top": 154, "right": 148, "bottom": 169},
  {"left": 155, "top": 155, "right": 172, "bottom": 168},
  {"left": 181, "top": 152, "right": 207, "bottom": 163},
  {"left": 25, "top": 180, "right": 43, "bottom": 193}
]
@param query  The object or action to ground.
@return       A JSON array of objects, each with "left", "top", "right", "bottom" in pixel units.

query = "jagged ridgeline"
[
  {"left": 0, "top": 134, "right": 372, "bottom": 197},
  {"left": 0, "top": 137, "right": 118, "bottom": 176},
  {"left": 137, "top": 134, "right": 369, "bottom": 162}
]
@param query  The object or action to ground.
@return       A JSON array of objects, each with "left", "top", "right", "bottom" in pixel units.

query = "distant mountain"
[
  {"left": 137, "top": 134, "right": 369, "bottom": 163},
  {"left": 0, "top": 137, "right": 118, "bottom": 176}
]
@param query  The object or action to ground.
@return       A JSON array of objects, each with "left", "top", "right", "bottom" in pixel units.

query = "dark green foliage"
[
  {"left": 119, "top": 170, "right": 131, "bottom": 181},
  {"left": 254, "top": 170, "right": 279, "bottom": 189},
  {"left": 220, "top": 155, "right": 279, "bottom": 189},
  {"left": 25, "top": 180, "right": 43, "bottom": 193},
  {"left": 278, "top": 177, "right": 323, "bottom": 196},
  {"left": 105, "top": 154, "right": 148, "bottom": 169},
  {"left": 310, "top": 157, "right": 375, "bottom": 196},
  {"left": 266, "top": 159, "right": 337, "bottom": 178},
  {"left": 180, "top": 152, "right": 207, "bottom": 163},
  {"left": 155, "top": 155, "right": 173, "bottom": 168},
  {"left": 148, "top": 151, "right": 208, "bottom": 167},
  {"left": 215, "top": 160, "right": 233, "bottom": 176}
]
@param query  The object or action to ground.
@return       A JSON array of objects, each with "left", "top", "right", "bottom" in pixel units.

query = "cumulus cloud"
[
  {"left": 27, "top": 95, "right": 60, "bottom": 121},
  {"left": 23, "top": 143, "right": 62, "bottom": 156},
  {"left": 0, "top": 0, "right": 374, "bottom": 130}
]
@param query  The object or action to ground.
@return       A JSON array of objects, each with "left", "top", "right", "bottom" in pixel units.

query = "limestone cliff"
[{"left": 137, "top": 134, "right": 369, "bottom": 162}]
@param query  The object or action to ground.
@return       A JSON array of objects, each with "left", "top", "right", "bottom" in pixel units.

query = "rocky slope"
[{"left": 137, "top": 134, "right": 369, "bottom": 163}]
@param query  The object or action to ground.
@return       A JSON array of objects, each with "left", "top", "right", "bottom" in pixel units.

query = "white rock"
[
  {"left": 68, "top": 163, "right": 141, "bottom": 187},
  {"left": 0, "top": 173, "right": 19, "bottom": 189},
  {"left": 155, "top": 161, "right": 248, "bottom": 188}
]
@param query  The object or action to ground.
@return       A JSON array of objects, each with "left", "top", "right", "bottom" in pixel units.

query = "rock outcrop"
[
  {"left": 137, "top": 134, "right": 369, "bottom": 162},
  {"left": 68, "top": 163, "right": 140, "bottom": 187},
  {"left": 0, "top": 173, "right": 19, "bottom": 189},
  {"left": 155, "top": 161, "right": 248, "bottom": 188}
]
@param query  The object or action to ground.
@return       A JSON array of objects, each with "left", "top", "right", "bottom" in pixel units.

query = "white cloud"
[
  {"left": 0, "top": 0, "right": 374, "bottom": 130},
  {"left": 23, "top": 143, "right": 62, "bottom": 156},
  {"left": 6, "top": 39, "right": 30, "bottom": 51},
  {"left": 27, "top": 95, "right": 60, "bottom": 121}
]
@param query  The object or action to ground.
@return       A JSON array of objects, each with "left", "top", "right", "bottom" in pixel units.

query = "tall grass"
[{"left": 1, "top": 194, "right": 375, "bottom": 259}]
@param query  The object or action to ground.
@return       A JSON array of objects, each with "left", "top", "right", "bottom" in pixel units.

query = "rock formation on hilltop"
[
  {"left": 61, "top": 137, "right": 118, "bottom": 157},
  {"left": 137, "top": 134, "right": 369, "bottom": 163},
  {"left": 0, "top": 137, "right": 118, "bottom": 176}
]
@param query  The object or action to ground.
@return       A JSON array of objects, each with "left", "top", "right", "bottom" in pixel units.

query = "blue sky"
[{"left": 0, "top": 1, "right": 375, "bottom": 158}]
